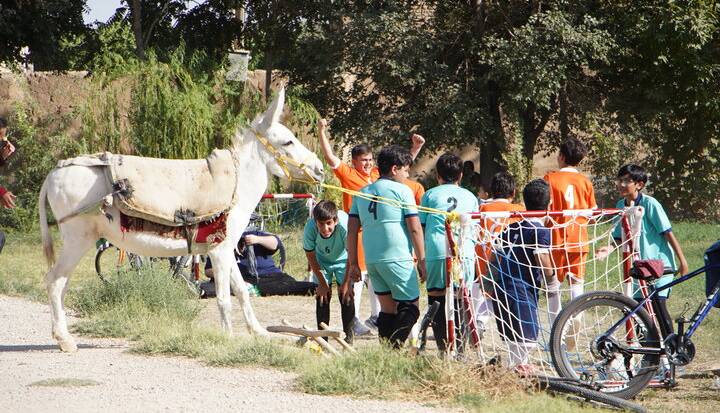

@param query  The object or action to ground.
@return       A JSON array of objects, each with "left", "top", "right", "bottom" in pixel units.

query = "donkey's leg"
[
  {"left": 209, "top": 248, "right": 235, "bottom": 333},
  {"left": 228, "top": 263, "right": 266, "bottom": 335},
  {"left": 45, "top": 231, "right": 94, "bottom": 352}
]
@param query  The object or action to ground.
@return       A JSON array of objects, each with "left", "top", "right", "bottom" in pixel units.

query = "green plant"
[{"left": 0, "top": 105, "right": 87, "bottom": 231}]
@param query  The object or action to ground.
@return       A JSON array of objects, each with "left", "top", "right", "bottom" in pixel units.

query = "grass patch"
[
  {"left": 4, "top": 223, "right": 719, "bottom": 411},
  {"left": 29, "top": 378, "right": 101, "bottom": 387}
]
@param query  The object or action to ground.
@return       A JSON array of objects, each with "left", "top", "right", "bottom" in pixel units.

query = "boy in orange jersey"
[
  {"left": 474, "top": 172, "right": 525, "bottom": 328},
  {"left": 543, "top": 137, "right": 597, "bottom": 320},
  {"left": 318, "top": 118, "right": 425, "bottom": 333}
]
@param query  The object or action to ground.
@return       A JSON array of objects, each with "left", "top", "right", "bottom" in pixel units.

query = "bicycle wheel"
[
  {"left": 540, "top": 377, "right": 647, "bottom": 413},
  {"left": 550, "top": 291, "right": 661, "bottom": 400},
  {"left": 95, "top": 244, "right": 143, "bottom": 281}
]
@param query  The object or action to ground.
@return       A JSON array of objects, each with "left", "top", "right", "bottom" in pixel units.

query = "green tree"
[{"left": 0, "top": 0, "right": 89, "bottom": 70}]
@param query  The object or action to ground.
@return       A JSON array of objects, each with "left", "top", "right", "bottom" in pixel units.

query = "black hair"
[
  {"left": 377, "top": 145, "right": 412, "bottom": 175},
  {"left": 312, "top": 200, "right": 339, "bottom": 221},
  {"left": 490, "top": 171, "right": 516, "bottom": 199},
  {"left": 436, "top": 153, "right": 463, "bottom": 183},
  {"left": 351, "top": 144, "right": 372, "bottom": 159},
  {"left": 462, "top": 160, "right": 475, "bottom": 172},
  {"left": 617, "top": 164, "right": 648, "bottom": 185},
  {"left": 523, "top": 179, "right": 550, "bottom": 211},
  {"left": 559, "top": 137, "right": 587, "bottom": 166},
  {"left": 0, "top": 117, "right": 6, "bottom": 129}
]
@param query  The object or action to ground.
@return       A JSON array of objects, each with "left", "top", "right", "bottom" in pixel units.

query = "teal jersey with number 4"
[
  {"left": 349, "top": 178, "right": 418, "bottom": 264},
  {"left": 420, "top": 184, "right": 479, "bottom": 260},
  {"left": 303, "top": 210, "right": 348, "bottom": 268}
]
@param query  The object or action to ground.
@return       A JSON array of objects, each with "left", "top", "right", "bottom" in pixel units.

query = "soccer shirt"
[
  {"left": 613, "top": 193, "right": 676, "bottom": 271},
  {"left": 332, "top": 163, "right": 380, "bottom": 212},
  {"left": 404, "top": 178, "right": 426, "bottom": 206},
  {"left": 476, "top": 199, "right": 526, "bottom": 275},
  {"left": 303, "top": 210, "right": 349, "bottom": 268},
  {"left": 544, "top": 167, "right": 597, "bottom": 252},
  {"left": 419, "top": 184, "right": 479, "bottom": 260},
  {"left": 349, "top": 177, "right": 418, "bottom": 264},
  {"left": 497, "top": 219, "right": 552, "bottom": 285}
]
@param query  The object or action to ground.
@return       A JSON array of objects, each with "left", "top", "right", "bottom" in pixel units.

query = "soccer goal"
[{"left": 443, "top": 206, "right": 644, "bottom": 374}]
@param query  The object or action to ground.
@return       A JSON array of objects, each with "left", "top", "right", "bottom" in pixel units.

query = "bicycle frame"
[{"left": 599, "top": 263, "right": 720, "bottom": 356}]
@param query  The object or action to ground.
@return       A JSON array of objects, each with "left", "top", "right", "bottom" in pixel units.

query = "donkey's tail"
[{"left": 39, "top": 176, "right": 55, "bottom": 267}]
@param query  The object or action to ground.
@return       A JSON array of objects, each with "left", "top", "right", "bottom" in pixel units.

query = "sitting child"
[
  {"left": 492, "top": 179, "right": 557, "bottom": 372},
  {"left": 303, "top": 200, "right": 355, "bottom": 343}
]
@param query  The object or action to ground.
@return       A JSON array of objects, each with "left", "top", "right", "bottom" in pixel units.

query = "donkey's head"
[{"left": 248, "top": 87, "right": 324, "bottom": 183}]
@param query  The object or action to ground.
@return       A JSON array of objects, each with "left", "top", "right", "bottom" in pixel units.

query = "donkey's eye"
[{"left": 282, "top": 141, "right": 294, "bottom": 147}]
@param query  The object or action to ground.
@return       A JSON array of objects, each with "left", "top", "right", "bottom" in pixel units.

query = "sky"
[{"left": 83, "top": 0, "right": 124, "bottom": 25}]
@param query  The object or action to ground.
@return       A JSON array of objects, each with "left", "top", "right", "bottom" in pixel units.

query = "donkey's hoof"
[{"left": 58, "top": 339, "right": 78, "bottom": 353}]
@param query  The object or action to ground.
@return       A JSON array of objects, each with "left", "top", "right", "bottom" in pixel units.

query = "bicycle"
[
  {"left": 549, "top": 240, "right": 720, "bottom": 400},
  {"left": 94, "top": 239, "right": 204, "bottom": 296},
  {"left": 533, "top": 375, "right": 647, "bottom": 413}
]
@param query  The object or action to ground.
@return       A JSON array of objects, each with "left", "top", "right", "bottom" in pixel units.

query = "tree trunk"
[
  {"left": 559, "top": 84, "right": 569, "bottom": 140},
  {"left": 520, "top": 103, "right": 552, "bottom": 162},
  {"left": 265, "top": 49, "right": 273, "bottom": 101},
  {"left": 129, "top": 0, "right": 145, "bottom": 59},
  {"left": 479, "top": 82, "right": 507, "bottom": 189}
]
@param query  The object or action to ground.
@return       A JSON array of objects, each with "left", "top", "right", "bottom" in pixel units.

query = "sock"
[
  {"left": 366, "top": 276, "right": 380, "bottom": 318},
  {"left": 377, "top": 312, "right": 397, "bottom": 344},
  {"left": 316, "top": 294, "right": 331, "bottom": 342},
  {"left": 340, "top": 297, "right": 356, "bottom": 345},
  {"left": 546, "top": 278, "right": 561, "bottom": 323},
  {"left": 428, "top": 295, "right": 447, "bottom": 351},
  {"left": 507, "top": 341, "right": 535, "bottom": 367},
  {"left": 569, "top": 276, "right": 584, "bottom": 300},
  {"left": 390, "top": 302, "right": 420, "bottom": 348},
  {"left": 353, "top": 275, "right": 364, "bottom": 318}
]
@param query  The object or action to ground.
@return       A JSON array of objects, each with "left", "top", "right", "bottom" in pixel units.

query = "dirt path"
[{"left": 0, "top": 295, "right": 447, "bottom": 413}]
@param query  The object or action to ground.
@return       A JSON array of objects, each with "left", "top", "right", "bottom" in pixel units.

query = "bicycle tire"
[
  {"left": 95, "top": 244, "right": 143, "bottom": 281},
  {"left": 544, "top": 379, "right": 647, "bottom": 413},
  {"left": 550, "top": 291, "right": 660, "bottom": 400},
  {"left": 418, "top": 301, "right": 441, "bottom": 352}
]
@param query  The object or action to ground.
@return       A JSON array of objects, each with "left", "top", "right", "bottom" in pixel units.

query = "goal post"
[{"left": 443, "top": 206, "right": 644, "bottom": 372}]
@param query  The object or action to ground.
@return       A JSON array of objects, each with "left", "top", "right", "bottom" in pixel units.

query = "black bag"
[
  {"left": 705, "top": 241, "right": 720, "bottom": 307},
  {"left": 255, "top": 272, "right": 316, "bottom": 297}
]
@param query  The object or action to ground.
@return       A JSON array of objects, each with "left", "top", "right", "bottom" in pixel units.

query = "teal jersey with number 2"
[
  {"left": 420, "top": 184, "right": 479, "bottom": 260},
  {"left": 349, "top": 178, "right": 418, "bottom": 264}
]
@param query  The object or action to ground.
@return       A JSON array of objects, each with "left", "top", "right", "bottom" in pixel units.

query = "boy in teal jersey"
[
  {"left": 304, "top": 200, "right": 355, "bottom": 343},
  {"left": 419, "top": 153, "right": 479, "bottom": 351},
  {"left": 347, "top": 145, "right": 427, "bottom": 347},
  {"left": 597, "top": 164, "right": 688, "bottom": 337}
]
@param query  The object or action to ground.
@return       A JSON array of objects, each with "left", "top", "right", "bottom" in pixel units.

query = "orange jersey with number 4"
[{"left": 544, "top": 168, "right": 597, "bottom": 252}]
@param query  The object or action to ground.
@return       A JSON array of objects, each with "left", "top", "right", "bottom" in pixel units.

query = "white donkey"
[{"left": 38, "top": 88, "right": 324, "bottom": 352}]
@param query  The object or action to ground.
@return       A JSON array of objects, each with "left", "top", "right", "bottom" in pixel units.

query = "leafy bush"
[{"left": 0, "top": 106, "right": 87, "bottom": 230}]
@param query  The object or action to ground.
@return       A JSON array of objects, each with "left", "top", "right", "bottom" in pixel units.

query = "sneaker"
[
  {"left": 364, "top": 315, "right": 379, "bottom": 331},
  {"left": 353, "top": 317, "right": 372, "bottom": 336},
  {"left": 513, "top": 364, "right": 536, "bottom": 377}
]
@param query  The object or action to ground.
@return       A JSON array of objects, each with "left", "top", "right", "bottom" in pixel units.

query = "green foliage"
[
  {"left": 87, "top": 20, "right": 139, "bottom": 76},
  {"left": 0, "top": 0, "right": 88, "bottom": 70},
  {"left": 0, "top": 106, "right": 87, "bottom": 230}
]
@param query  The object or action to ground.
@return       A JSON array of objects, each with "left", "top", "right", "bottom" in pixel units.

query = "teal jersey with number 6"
[
  {"left": 349, "top": 178, "right": 418, "bottom": 264},
  {"left": 303, "top": 210, "right": 349, "bottom": 268},
  {"left": 420, "top": 184, "right": 479, "bottom": 260}
]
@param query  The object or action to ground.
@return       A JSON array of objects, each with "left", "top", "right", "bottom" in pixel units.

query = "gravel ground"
[{"left": 0, "top": 295, "right": 449, "bottom": 413}]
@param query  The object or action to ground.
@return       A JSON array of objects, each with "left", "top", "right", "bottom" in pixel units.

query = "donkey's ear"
[{"left": 260, "top": 87, "right": 285, "bottom": 129}]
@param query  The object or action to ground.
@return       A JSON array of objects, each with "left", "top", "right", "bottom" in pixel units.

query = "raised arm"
[
  {"left": 318, "top": 118, "right": 341, "bottom": 169},
  {"left": 409, "top": 133, "right": 425, "bottom": 161}
]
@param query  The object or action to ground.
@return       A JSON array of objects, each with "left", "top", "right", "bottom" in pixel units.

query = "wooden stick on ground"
[
  {"left": 301, "top": 324, "right": 340, "bottom": 356},
  {"left": 319, "top": 322, "right": 356, "bottom": 353}
]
